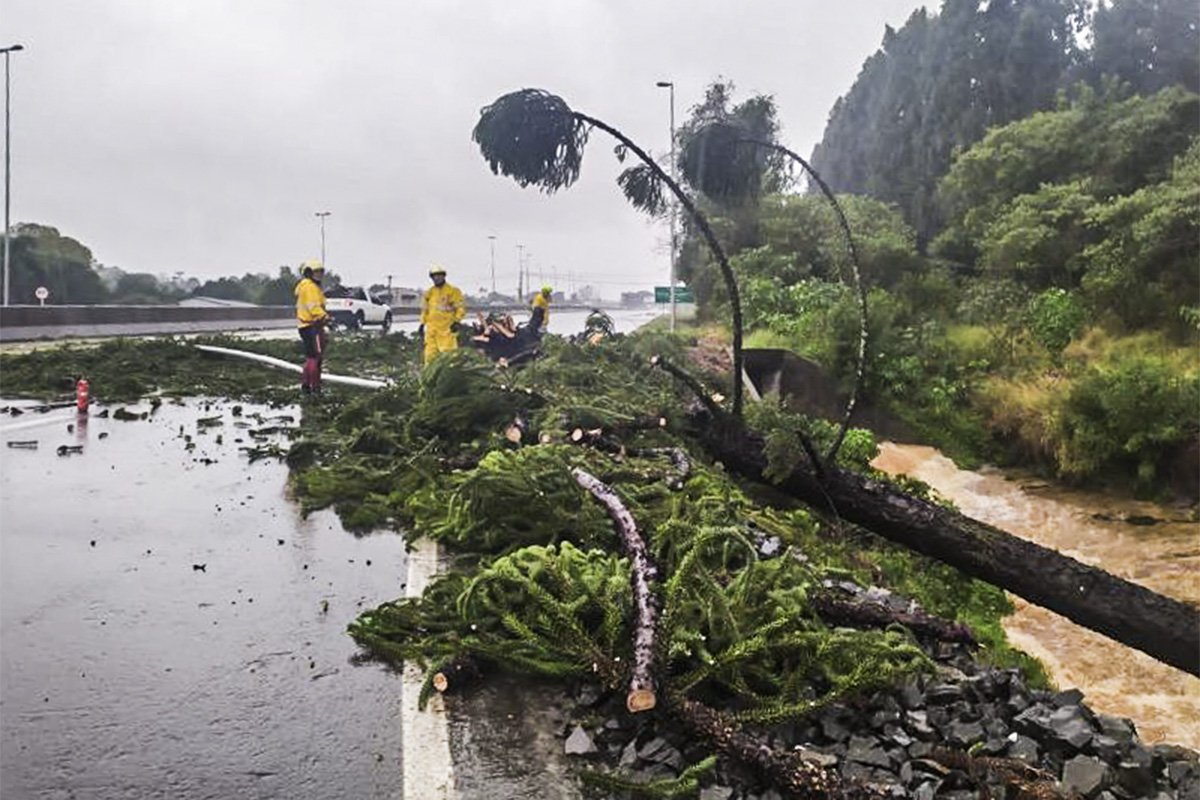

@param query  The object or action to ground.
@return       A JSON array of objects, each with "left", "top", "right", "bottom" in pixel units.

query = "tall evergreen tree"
[
  {"left": 1089, "top": 0, "right": 1200, "bottom": 94},
  {"left": 7, "top": 223, "right": 109, "bottom": 304},
  {"left": 810, "top": 0, "right": 1087, "bottom": 245}
]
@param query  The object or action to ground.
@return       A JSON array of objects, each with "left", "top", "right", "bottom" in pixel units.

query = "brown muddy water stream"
[{"left": 872, "top": 442, "right": 1200, "bottom": 751}]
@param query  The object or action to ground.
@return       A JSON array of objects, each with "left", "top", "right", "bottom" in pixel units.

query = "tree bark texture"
[
  {"left": 569, "top": 430, "right": 692, "bottom": 491},
  {"left": 572, "top": 467, "right": 660, "bottom": 712},
  {"left": 810, "top": 592, "right": 978, "bottom": 645},
  {"left": 672, "top": 695, "right": 885, "bottom": 799},
  {"left": 691, "top": 412, "right": 1200, "bottom": 676}
]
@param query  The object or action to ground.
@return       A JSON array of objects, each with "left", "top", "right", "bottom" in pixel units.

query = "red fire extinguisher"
[{"left": 76, "top": 378, "right": 90, "bottom": 412}]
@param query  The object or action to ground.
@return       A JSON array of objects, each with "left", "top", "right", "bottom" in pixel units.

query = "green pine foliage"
[
  {"left": 581, "top": 755, "right": 718, "bottom": 798},
  {"left": 0, "top": 327, "right": 1048, "bottom": 783},
  {"left": 407, "top": 447, "right": 616, "bottom": 552}
]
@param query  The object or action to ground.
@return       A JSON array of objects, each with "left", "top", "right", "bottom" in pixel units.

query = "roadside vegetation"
[
  {"left": 670, "top": 0, "right": 1198, "bottom": 497},
  {"left": 3, "top": 223, "right": 350, "bottom": 306}
]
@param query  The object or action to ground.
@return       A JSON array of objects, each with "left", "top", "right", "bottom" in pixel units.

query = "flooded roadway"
[
  {"left": 872, "top": 443, "right": 1200, "bottom": 751},
  {"left": 0, "top": 399, "right": 409, "bottom": 799}
]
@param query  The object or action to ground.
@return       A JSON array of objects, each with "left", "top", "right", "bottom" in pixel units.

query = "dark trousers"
[{"left": 299, "top": 325, "right": 326, "bottom": 391}]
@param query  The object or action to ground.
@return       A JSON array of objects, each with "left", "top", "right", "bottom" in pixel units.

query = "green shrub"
[
  {"left": 1026, "top": 288, "right": 1085, "bottom": 363},
  {"left": 1055, "top": 356, "right": 1199, "bottom": 487}
]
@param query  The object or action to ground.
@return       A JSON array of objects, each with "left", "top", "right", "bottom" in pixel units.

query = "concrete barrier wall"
[
  {"left": 0, "top": 304, "right": 424, "bottom": 342},
  {"left": 0, "top": 305, "right": 295, "bottom": 327},
  {"left": 0, "top": 303, "right": 621, "bottom": 342}
]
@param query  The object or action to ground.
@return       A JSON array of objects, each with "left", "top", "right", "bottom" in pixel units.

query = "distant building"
[
  {"left": 620, "top": 290, "right": 654, "bottom": 307},
  {"left": 390, "top": 287, "right": 421, "bottom": 308},
  {"left": 178, "top": 296, "right": 260, "bottom": 308}
]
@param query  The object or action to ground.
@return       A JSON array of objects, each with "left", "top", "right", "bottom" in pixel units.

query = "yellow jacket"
[
  {"left": 421, "top": 283, "right": 466, "bottom": 330},
  {"left": 295, "top": 277, "right": 328, "bottom": 327},
  {"left": 531, "top": 292, "right": 551, "bottom": 328}
]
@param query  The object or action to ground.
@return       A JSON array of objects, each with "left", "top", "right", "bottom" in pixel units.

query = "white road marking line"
[{"left": 402, "top": 537, "right": 455, "bottom": 799}]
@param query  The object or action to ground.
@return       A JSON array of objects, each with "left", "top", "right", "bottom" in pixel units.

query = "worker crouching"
[
  {"left": 419, "top": 265, "right": 466, "bottom": 365},
  {"left": 295, "top": 260, "right": 330, "bottom": 394}
]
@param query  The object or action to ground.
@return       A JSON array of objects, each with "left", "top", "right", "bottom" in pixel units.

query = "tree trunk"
[
  {"left": 671, "top": 695, "right": 884, "bottom": 799},
  {"left": 810, "top": 592, "right": 977, "bottom": 645},
  {"left": 690, "top": 411, "right": 1200, "bottom": 677},
  {"left": 575, "top": 112, "right": 746, "bottom": 417},
  {"left": 743, "top": 138, "right": 868, "bottom": 464},
  {"left": 572, "top": 468, "right": 660, "bottom": 712}
]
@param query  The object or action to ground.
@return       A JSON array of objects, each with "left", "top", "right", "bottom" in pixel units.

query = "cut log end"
[
  {"left": 504, "top": 425, "right": 523, "bottom": 443},
  {"left": 626, "top": 689, "right": 657, "bottom": 713},
  {"left": 432, "top": 672, "right": 449, "bottom": 693},
  {"left": 570, "top": 428, "right": 584, "bottom": 443},
  {"left": 538, "top": 432, "right": 553, "bottom": 444}
]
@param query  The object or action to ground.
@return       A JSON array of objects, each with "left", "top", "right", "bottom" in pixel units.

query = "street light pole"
[
  {"left": 656, "top": 80, "right": 677, "bottom": 332},
  {"left": 2, "top": 44, "right": 25, "bottom": 308},
  {"left": 315, "top": 211, "right": 331, "bottom": 268},
  {"left": 516, "top": 243, "right": 524, "bottom": 301},
  {"left": 488, "top": 235, "right": 496, "bottom": 296}
]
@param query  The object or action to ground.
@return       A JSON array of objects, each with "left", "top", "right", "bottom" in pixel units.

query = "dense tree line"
[
  {"left": 808, "top": 0, "right": 1198, "bottom": 244},
  {"left": 1, "top": 222, "right": 320, "bottom": 306}
]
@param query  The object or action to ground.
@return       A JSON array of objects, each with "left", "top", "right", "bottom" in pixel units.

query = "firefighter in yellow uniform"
[
  {"left": 419, "top": 265, "right": 466, "bottom": 365},
  {"left": 530, "top": 285, "right": 552, "bottom": 335},
  {"left": 294, "top": 260, "right": 329, "bottom": 394}
]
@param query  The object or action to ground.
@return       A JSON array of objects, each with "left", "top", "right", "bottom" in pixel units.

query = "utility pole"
[
  {"left": 488, "top": 234, "right": 497, "bottom": 296},
  {"left": 516, "top": 243, "right": 524, "bottom": 301},
  {"left": 386, "top": 274, "right": 393, "bottom": 304},
  {"left": 315, "top": 211, "right": 331, "bottom": 268},
  {"left": 656, "top": 80, "right": 677, "bottom": 331},
  {"left": 2, "top": 44, "right": 25, "bottom": 307}
]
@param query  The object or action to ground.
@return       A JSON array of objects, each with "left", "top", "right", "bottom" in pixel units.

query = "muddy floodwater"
[
  {"left": 872, "top": 442, "right": 1200, "bottom": 751},
  {"left": 0, "top": 398, "right": 408, "bottom": 799}
]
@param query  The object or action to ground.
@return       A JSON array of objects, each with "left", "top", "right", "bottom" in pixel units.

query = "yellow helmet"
[
  {"left": 302, "top": 259, "right": 324, "bottom": 273},
  {"left": 541, "top": 285, "right": 553, "bottom": 295},
  {"left": 429, "top": 265, "right": 447, "bottom": 276}
]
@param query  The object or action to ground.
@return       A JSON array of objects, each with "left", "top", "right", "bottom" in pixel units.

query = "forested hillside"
[{"left": 808, "top": 0, "right": 1197, "bottom": 244}]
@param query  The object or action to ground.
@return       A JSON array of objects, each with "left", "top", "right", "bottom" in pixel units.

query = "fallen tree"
[
  {"left": 572, "top": 467, "right": 660, "bottom": 713},
  {"left": 682, "top": 401, "right": 1200, "bottom": 677}
]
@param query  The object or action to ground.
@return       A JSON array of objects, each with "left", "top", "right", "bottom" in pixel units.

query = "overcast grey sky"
[{"left": 6, "top": 0, "right": 928, "bottom": 297}]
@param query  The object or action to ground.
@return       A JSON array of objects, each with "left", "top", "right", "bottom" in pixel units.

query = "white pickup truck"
[{"left": 324, "top": 286, "right": 393, "bottom": 332}]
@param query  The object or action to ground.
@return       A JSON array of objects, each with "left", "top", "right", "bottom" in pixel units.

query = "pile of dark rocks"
[{"left": 560, "top": 644, "right": 1198, "bottom": 799}]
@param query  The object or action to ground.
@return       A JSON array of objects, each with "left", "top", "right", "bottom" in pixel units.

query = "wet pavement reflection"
[{"left": 1, "top": 398, "right": 408, "bottom": 799}]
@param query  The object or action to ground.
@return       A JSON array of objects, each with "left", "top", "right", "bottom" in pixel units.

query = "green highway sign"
[{"left": 654, "top": 286, "right": 695, "bottom": 303}]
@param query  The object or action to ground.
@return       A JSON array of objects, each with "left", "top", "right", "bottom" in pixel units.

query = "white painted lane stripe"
[
  {"left": 0, "top": 409, "right": 79, "bottom": 435},
  {"left": 401, "top": 537, "right": 455, "bottom": 799}
]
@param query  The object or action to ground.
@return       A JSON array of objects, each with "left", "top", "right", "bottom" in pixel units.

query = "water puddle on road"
[
  {"left": 0, "top": 398, "right": 409, "bottom": 799},
  {"left": 872, "top": 442, "right": 1200, "bottom": 750}
]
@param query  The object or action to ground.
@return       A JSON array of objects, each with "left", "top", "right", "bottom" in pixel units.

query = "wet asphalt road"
[
  {"left": 0, "top": 399, "right": 408, "bottom": 799},
  {"left": 0, "top": 309, "right": 661, "bottom": 799}
]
